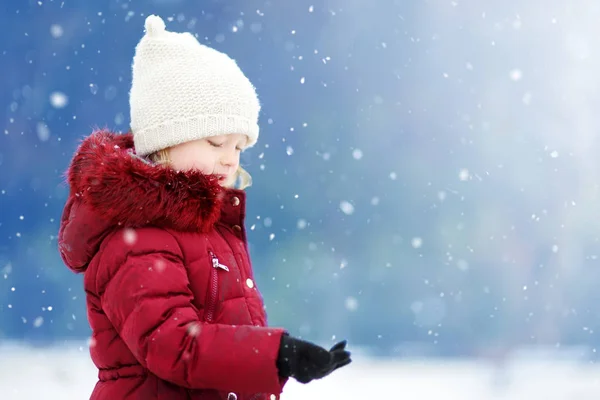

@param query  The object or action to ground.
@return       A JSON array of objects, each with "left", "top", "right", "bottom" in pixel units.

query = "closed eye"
[{"left": 209, "top": 140, "right": 243, "bottom": 151}]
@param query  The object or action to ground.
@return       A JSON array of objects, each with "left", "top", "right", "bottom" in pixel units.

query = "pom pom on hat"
[
  {"left": 144, "top": 15, "right": 166, "bottom": 36},
  {"left": 130, "top": 14, "right": 260, "bottom": 157}
]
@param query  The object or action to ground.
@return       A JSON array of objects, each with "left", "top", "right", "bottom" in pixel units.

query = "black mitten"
[{"left": 276, "top": 334, "right": 352, "bottom": 384}]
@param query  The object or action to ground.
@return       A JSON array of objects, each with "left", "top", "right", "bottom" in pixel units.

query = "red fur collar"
[
  {"left": 58, "top": 130, "right": 229, "bottom": 271},
  {"left": 66, "top": 129, "right": 225, "bottom": 230}
]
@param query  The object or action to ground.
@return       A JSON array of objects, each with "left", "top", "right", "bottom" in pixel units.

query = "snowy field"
[{"left": 1, "top": 342, "right": 600, "bottom": 399}]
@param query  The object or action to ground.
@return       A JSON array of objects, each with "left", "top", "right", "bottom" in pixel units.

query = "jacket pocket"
[{"left": 205, "top": 251, "right": 229, "bottom": 322}]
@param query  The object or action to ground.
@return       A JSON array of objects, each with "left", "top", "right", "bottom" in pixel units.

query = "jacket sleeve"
[{"left": 98, "top": 227, "right": 287, "bottom": 394}]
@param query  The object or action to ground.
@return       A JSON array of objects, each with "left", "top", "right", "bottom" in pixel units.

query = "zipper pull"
[{"left": 211, "top": 254, "right": 230, "bottom": 271}]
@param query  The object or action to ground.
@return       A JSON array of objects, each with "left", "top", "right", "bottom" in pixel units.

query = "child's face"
[{"left": 167, "top": 133, "right": 247, "bottom": 187}]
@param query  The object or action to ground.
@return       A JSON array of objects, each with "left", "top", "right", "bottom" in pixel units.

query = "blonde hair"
[{"left": 148, "top": 149, "right": 252, "bottom": 190}]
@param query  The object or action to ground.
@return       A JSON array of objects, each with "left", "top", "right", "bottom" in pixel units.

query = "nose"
[{"left": 220, "top": 148, "right": 238, "bottom": 168}]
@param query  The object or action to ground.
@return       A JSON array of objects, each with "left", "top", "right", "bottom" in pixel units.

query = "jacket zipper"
[{"left": 205, "top": 251, "right": 229, "bottom": 322}]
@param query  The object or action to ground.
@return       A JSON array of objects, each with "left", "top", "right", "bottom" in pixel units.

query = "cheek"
[{"left": 170, "top": 149, "right": 213, "bottom": 173}]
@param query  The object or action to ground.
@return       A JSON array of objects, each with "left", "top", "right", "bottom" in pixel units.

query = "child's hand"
[{"left": 276, "top": 334, "right": 352, "bottom": 384}]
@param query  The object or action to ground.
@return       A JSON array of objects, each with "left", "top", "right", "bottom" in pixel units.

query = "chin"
[{"left": 218, "top": 176, "right": 235, "bottom": 188}]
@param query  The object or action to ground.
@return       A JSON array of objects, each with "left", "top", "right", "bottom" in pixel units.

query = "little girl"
[{"left": 57, "top": 15, "right": 351, "bottom": 400}]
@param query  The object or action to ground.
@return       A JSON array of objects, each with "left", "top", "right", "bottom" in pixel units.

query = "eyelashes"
[{"left": 208, "top": 141, "right": 242, "bottom": 151}]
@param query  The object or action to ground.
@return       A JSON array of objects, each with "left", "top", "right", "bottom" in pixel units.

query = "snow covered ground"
[{"left": 1, "top": 342, "right": 599, "bottom": 399}]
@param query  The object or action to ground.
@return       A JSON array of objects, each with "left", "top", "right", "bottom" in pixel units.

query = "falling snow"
[
  {"left": 49, "top": 92, "right": 68, "bottom": 108},
  {"left": 411, "top": 237, "right": 423, "bottom": 248},
  {"left": 340, "top": 201, "right": 355, "bottom": 215},
  {"left": 123, "top": 229, "right": 137, "bottom": 245},
  {"left": 187, "top": 322, "right": 201, "bottom": 337},
  {"left": 3, "top": 5, "right": 599, "bottom": 396},
  {"left": 345, "top": 297, "right": 358, "bottom": 311},
  {"left": 154, "top": 259, "right": 166, "bottom": 273},
  {"left": 510, "top": 68, "right": 523, "bottom": 81},
  {"left": 49, "top": 24, "right": 63, "bottom": 38},
  {"left": 36, "top": 122, "right": 50, "bottom": 141}
]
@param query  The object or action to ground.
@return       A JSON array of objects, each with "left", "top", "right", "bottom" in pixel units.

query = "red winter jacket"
[{"left": 58, "top": 131, "right": 287, "bottom": 400}]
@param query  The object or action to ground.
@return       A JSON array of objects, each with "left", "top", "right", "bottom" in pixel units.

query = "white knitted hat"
[{"left": 130, "top": 15, "right": 260, "bottom": 157}]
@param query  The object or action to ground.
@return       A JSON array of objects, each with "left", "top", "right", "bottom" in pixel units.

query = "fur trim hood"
[{"left": 58, "top": 130, "right": 229, "bottom": 272}]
